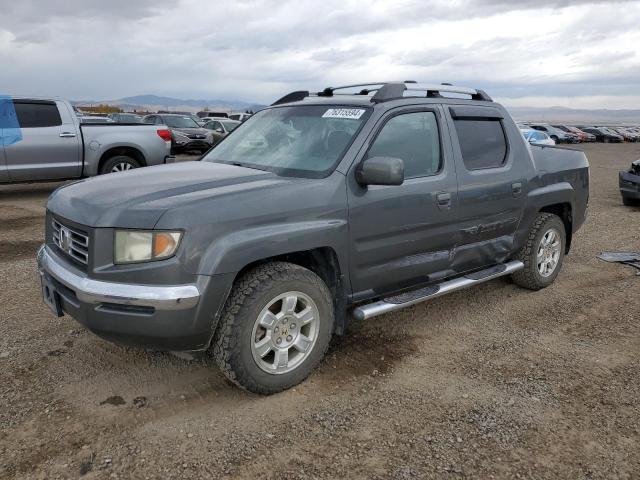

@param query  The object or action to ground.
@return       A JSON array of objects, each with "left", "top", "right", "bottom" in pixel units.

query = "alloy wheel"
[{"left": 250, "top": 291, "right": 320, "bottom": 374}]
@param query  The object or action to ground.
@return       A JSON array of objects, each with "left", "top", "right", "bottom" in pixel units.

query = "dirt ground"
[{"left": 1, "top": 144, "right": 639, "bottom": 479}]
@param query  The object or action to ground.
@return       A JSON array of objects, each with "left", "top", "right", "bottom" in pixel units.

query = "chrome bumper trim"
[{"left": 37, "top": 245, "right": 200, "bottom": 310}]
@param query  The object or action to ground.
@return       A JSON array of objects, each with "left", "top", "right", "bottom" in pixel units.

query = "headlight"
[{"left": 114, "top": 230, "right": 182, "bottom": 264}]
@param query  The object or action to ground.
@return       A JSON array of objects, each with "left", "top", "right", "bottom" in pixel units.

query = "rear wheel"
[
  {"left": 512, "top": 213, "right": 566, "bottom": 290},
  {"left": 212, "top": 262, "right": 334, "bottom": 394},
  {"left": 99, "top": 155, "right": 141, "bottom": 175}
]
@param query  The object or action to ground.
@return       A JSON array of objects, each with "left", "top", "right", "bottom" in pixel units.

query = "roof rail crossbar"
[
  {"left": 272, "top": 82, "right": 493, "bottom": 105},
  {"left": 373, "top": 82, "right": 493, "bottom": 103}
]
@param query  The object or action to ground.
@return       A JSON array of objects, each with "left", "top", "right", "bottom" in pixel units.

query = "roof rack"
[{"left": 271, "top": 81, "right": 492, "bottom": 106}]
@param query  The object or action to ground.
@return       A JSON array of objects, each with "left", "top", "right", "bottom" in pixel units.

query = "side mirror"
[
  {"left": 215, "top": 128, "right": 224, "bottom": 133},
  {"left": 356, "top": 156, "right": 404, "bottom": 186}
]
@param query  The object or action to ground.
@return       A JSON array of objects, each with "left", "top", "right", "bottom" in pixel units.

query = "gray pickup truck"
[
  {"left": 37, "top": 82, "right": 589, "bottom": 394},
  {"left": 0, "top": 97, "right": 173, "bottom": 183}
]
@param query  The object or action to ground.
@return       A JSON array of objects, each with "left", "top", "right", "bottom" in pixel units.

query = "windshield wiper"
[{"left": 218, "top": 160, "right": 268, "bottom": 172}]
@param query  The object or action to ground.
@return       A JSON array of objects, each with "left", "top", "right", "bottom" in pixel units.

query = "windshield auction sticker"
[{"left": 322, "top": 108, "right": 366, "bottom": 120}]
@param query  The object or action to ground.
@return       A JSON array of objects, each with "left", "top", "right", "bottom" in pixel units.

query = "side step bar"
[{"left": 352, "top": 260, "right": 524, "bottom": 321}]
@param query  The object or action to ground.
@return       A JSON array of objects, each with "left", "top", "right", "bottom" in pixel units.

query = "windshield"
[
  {"left": 203, "top": 105, "right": 371, "bottom": 177},
  {"left": 164, "top": 116, "right": 200, "bottom": 128},
  {"left": 221, "top": 120, "right": 239, "bottom": 132}
]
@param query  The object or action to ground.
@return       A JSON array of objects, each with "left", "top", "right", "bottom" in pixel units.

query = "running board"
[{"left": 352, "top": 260, "right": 524, "bottom": 321}]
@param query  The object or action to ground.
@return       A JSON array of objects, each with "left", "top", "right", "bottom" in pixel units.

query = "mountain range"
[
  {"left": 73, "top": 94, "right": 640, "bottom": 124},
  {"left": 73, "top": 95, "right": 266, "bottom": 113}
]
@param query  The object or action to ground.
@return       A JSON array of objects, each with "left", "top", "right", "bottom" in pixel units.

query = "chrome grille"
[{"left": 52, "top": 219, "right": 89, "bottom": 265}]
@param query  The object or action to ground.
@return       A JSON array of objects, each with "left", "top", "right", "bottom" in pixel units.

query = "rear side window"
[
  {"left": 367, "top": 111, "right": 441, "bottom": 179},
  {"left": 453, "top": 119, "right": 507, "bottom": 170},
  {"left": 13, "top": 101, "right": 62, "bottom": 128}
]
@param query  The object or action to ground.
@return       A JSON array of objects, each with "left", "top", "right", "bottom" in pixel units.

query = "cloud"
[{"left": 0, "top": 0, "right": 638, "bottom": 108}]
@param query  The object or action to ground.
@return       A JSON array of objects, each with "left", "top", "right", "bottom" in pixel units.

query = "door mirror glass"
[{"left": 356, "top": 156, "right": 404, "bottom": 186}]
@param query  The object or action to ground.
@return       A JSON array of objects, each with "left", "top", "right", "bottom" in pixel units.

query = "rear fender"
[{"left": 515, "top": 182, "right": 575, "bottom": 249}]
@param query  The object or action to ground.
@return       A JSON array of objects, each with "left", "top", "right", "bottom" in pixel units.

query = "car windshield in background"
[
  {"left": 164, "top": 116, "right": 200, "bottom": 128},
  {"left": 221, "top": 121, "right": 239, "bottom": 132},
  {"left": 203, "top": 105, "right": 371, "bottom": 177}
]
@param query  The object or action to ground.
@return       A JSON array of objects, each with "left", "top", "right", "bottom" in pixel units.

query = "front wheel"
[
  {"left": 511, "top": 213, "right": 566, "bottom": 290},
  {"left": 212, "top": 262, "right": 334, "bottom": 394}
]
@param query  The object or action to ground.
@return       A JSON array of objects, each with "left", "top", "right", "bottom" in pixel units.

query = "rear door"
[
  {"left": 444, "top": 105, "right": 527, "bottom": 271},
  {"left": 347, "top": 106, "right": 460, "bottom": 299},
  {"left": 5, "top": 99, "right": 81, "bottom": 181}
]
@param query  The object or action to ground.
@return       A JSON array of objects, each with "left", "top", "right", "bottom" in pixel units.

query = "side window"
[
  {"left": 212, "top": 121, "right": 222, "bottom": 130},
  {"left": 453, "top": 119, "right": 507, "bottom": 170},
  {"left": 13, "top": 101, "right": 62, "bottom": 128},
  {"left": 366, "top": 111, "right": 441, "bottom": 179}
]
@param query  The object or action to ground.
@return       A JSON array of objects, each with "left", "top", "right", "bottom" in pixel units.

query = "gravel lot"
[{"left": 1, "top": 144, "right": 639, "bottom": 479}]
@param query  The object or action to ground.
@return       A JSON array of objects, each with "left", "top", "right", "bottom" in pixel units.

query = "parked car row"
[
  {"left": 518, "top": 122, "right": 640, "bottom": 143},
  {"left": 579, "top": 126, "right": 640, "bottom": 143}
]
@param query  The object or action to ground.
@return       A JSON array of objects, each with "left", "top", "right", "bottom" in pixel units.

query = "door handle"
[
  {"left": 511, "top": 182, "right": 523, "bottom": 196},
  {"left": 59, "top": 132, "right": 76, "bottom": 138},
  {"left": 436, "top": 192, "right": 452, "bottom": 208}
]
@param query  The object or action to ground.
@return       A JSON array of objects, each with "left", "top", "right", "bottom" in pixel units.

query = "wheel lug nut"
[
  {"left": 290, "top": 323, "right": 296, "bottom": 329},
  {"left": 274, "top": 327, "right": 279, "bottom": 333},
  {"left": 286, "top": 335, "right": 292, "bottom": 342},
  {"left": 276, "top": 337, "right": 282, "bottom": 345}
]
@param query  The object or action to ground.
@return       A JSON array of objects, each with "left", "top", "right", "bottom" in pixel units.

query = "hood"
[{"left": 47, "top": 162, "right": 283, "bottom": 228}]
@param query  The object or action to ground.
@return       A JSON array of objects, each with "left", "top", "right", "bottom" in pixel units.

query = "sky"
[{"left": 0, "top": 0, "right": 639, "bottom": 109}]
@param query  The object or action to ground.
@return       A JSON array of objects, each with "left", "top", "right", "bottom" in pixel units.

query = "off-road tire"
[
  {"left": 212, "top": 262, "right": 334, "bottom": 394},
  {"left": 511, "top": 213, "right": 566, "bottom": 290},
  {"left": 99, "top": 155, "right": 141, "bottom": 175}
]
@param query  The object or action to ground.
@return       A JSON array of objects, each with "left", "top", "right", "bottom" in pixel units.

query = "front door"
[
  {"left": 207, "top": 121, "right": 226, "bottom": 144},
  {"left": 347, "top": 106, "right": 460, "bottom": 300},
  {"left": 5, "top": 99, "right": 81, "bottom": 181}
]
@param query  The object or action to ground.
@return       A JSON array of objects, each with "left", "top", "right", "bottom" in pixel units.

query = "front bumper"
[
  {"left": 38, "top": 244, "right": 200, "bottom": 309},
  {"left": 37, "top": 245, "right": 234, "bottom": 351}
]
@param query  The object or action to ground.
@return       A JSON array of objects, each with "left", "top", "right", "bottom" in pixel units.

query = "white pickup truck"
[{"left": 0, "top": 97, "right": 174, "bottom": 183}]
